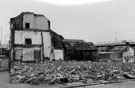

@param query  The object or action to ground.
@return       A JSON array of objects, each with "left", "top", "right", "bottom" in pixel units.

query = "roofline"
[
  {"left": 63, "top": 39, "right": 85, "bottom": 42},
  {"left": 10, "top": 11, "right": 49, "bottom": 22}
]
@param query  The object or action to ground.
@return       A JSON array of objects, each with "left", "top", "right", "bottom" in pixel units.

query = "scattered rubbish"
[{"left": 10, "top": 61, "right": 135, "bottom": 85}]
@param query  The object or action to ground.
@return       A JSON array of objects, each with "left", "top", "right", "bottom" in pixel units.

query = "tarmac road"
[{"left": 0, "top": 72, "right": 135, "bottom": 88}]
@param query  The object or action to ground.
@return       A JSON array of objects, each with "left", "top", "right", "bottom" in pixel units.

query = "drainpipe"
[{"left": 41, "top": 32, "right": 44, "bottom": 62}]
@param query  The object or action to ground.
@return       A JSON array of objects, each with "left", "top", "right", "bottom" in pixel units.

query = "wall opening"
[
  {"left": 25, "top": 38, "right": 32, "bottom": 45},
  {"left": 25, "top": 23, "right": 30, "bottom": 29}
]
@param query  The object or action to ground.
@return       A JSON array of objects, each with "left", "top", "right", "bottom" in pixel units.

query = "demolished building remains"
[
  {"left": 63, "top": 39, "right": 98, "bottom": 61},
  {"left": 10, "top": 12, "right": 64, "bottom": 62},
  {"left": 10, "top": 12, "right": 97, "bottom": 62}
]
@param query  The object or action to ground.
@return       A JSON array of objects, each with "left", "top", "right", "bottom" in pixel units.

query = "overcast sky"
[{"left": 0, "top": 0, "right": 135, "bottom": 44}]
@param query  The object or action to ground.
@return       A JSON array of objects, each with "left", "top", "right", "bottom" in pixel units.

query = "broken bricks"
[{"left": 10, "top": 61, "right": 135, "bottom": 85}]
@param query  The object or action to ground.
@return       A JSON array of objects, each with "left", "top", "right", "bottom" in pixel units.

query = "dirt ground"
[
  {"left": 0, "top": 72, "right": 135, "bottom": 88},
  {"left": 0, "top": 72, "right": 66, "bottom": 88}
]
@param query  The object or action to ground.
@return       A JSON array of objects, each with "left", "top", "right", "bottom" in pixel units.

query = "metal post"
[
  {"left": 0, "top": 28, "right": 2, "bottom": 45},
  {"left": 115, "top": 31, "right": 118, "bottom": 44},
  {"left": 0, "top": 28, "right": 2, "bottom": 55}
]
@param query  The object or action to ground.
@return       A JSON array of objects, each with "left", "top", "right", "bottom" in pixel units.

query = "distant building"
[
  {"left": 63, "top": 39, "right": 98, "bottom": 61},
  {"left": 110, "top": 46, "right": 134, "bottom": 63},
  {"left": 0, "top": 45, "right": 9, "bottom": 57},
  {"left": 10, "top": 12, "right": 64, "bottom": 62},
  {"left": 97, "top": 42, "right": 135, "bottom": 63}
]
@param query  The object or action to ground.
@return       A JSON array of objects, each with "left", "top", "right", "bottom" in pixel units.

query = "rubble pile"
[{"left": 10, "top": 61, "right": 135, "bottom": 85}]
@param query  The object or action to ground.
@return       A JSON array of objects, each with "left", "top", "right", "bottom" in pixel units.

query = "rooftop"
[{"left": 63, "top": 39, "right": 97, "bottom": 50}]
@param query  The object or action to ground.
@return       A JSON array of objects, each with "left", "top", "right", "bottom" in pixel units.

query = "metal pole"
[
  {"left": 115, "top": 31, "right": 117, "bottom": 44},
  {"left": 0, "top": 28, "right": 2, "bottom": 45},
  {"left": 0, "top": 28, "right": 2, "bottom": 55}
]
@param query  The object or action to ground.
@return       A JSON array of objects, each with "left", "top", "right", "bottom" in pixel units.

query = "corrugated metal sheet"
[
  {"left": 54, "top": 50, "right": 64, "bottom": 60},
  {"left": 43, "top": 32, "right": 51, "bottom": 58}
]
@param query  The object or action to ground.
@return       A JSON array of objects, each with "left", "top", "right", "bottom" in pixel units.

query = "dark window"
[
  {"left": 25, "top": 38, "right": 32, "bottom": 45},
  {"left": 76, "top": 42, "right": 80, "bottom": 44},
  {"left": 48, "top": 20, "right": 50, "bottom": 29},
  {"left": 25, "top": 23, "right": 30, "bottom": 29},
  {"left": 34, "top": 51, "right": 41, "bottom": 61}
]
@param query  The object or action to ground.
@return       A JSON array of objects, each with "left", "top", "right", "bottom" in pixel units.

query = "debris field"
[{"left": 10, "top": 61, "right": 135, "bottom": 85}]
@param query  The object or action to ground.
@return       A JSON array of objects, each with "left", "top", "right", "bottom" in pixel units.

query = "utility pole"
[
  {"left": 0, "top": 27, "right": 2, "bottom": 45},
  {"left": 115, "top": 31, "right": 118, "bottom": 44},
  {"left": 0, "top": 28, "right": 2, "bottom": 55}
]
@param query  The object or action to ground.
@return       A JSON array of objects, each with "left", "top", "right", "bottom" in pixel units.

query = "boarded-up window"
[
  {"left": 15, "top": 49, "right": 22, "bottom": 60},
  {"left": 34, "top": 51, "right": 41, "bottom": 61},
  {"left": 23, "top": 49, "right": 34, "bottom": 61},
  {"left": 25, "top": 23, "right": 30, "bottom": 29}
]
